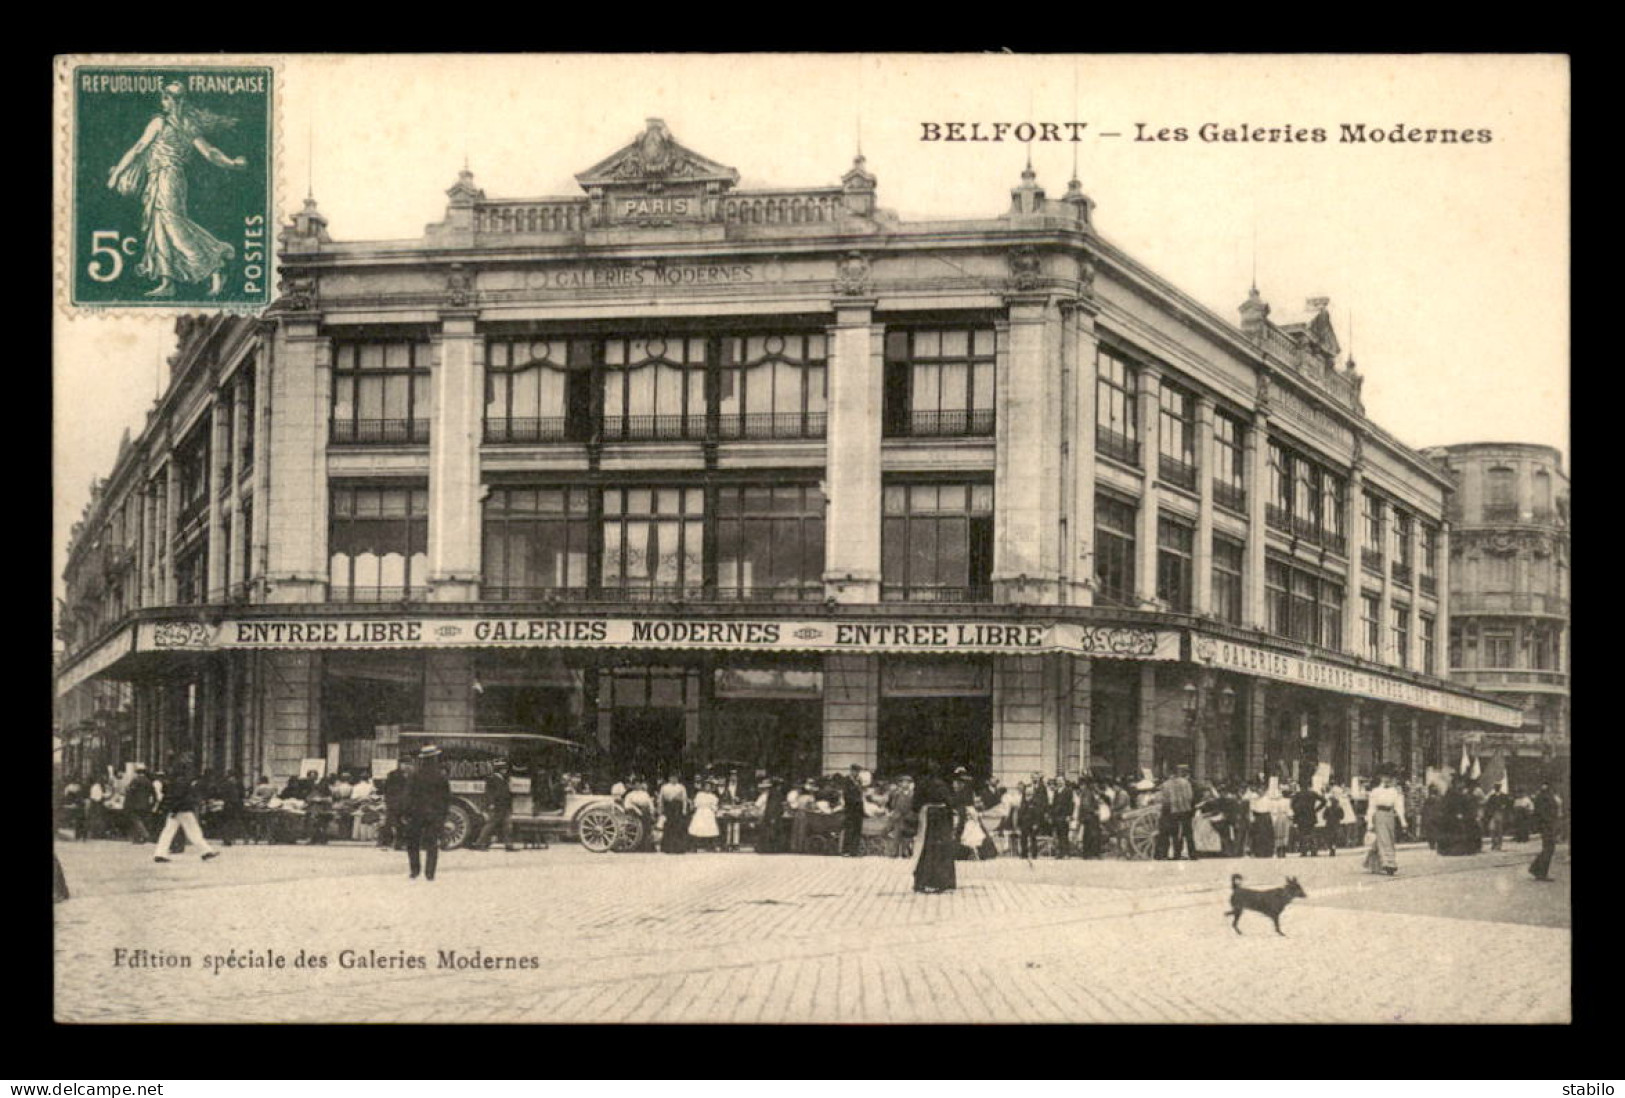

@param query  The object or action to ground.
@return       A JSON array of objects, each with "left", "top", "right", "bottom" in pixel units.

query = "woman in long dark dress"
[
  {"left": 756, "top": 779, "right": 786, "bottom": 854},
  {"left": 658, "top": 774, "right": 690, "bottom": 854},
  {"left": 1438, "top": 780, "right": 1482, "bottom": 856},
  {"left": 911, "top": 771, "right": 957, "bottom": 893}
]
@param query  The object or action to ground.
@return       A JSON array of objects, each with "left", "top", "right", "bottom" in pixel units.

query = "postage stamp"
[{"left": 60, "top": 59, "right": 275, "bottom": 312}]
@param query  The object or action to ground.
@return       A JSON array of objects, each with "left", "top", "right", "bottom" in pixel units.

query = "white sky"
[{"left": 53, "top": 53, "right": 1569, "bottom": 606}]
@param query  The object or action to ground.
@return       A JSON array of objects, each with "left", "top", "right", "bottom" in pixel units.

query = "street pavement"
[{"left": 53, "top": 835, "right": 1570, "bottom": 1024}]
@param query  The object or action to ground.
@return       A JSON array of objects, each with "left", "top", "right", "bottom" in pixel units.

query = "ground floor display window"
[
  {"left": 710, "top": 666, "right": 823, "bottom": 781},
  {"left": 473, "top": 650, "right": 588, "bottom": 738},
  {"left": 320, "top": 652, "right": 425, "bottom": 771},
  {"left": 603, "top": 665, "right": 696, "bottom": 781},
  {"left": 877, "top": 657, "right": 992, "bottom": 778},
  {"left": 1089, "top": 661, "right": 1140, "bottom": 777}
]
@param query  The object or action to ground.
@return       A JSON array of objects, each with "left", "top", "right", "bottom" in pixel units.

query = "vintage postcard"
[{"left": 52, "top": 54, "right": 1569, "bottom": 1025}]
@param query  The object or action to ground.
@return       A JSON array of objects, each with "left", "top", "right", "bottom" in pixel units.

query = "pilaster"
[
  {"left": 1136, "top": 365, "right": 1162, "bottom": 607},
  {"left": 1137, "top": 662, "right": 1158, "bottom": 774},
  {"left": 263, "top": 317, "right": 330, "bottom": 603},
  {"left": 1066, "top": 303, "right": 1099, "bottom": 606},
  {"left": 995, "top": 292, "right": 1062, "bottom": 602},
  {"left": 428, "top": 312, "right": 483, "bottom": 601},
  {"left": 1244, "top": 414, "right": 1270, "bottom": 629},
  {"left": 1194, "top": 396, "right": 1215, "bottom": 616},
  {"left": 206, "top": 401, "right": 230, "bottom": 599},
  {"left": 1435, "top": 522, "right": 1452, "bottom": 673},
  {"left": 824, "top": 299, "right": 882, "bottom": 603},
  {"left": 1344, "top": 456, "right": 1366, "bottom": 653},
  {"left": 823, "top": 653, "right": 878, "bottom": 770},
  {"left": 1407, "top": 518, "right": 1423, "bottom": 671}
]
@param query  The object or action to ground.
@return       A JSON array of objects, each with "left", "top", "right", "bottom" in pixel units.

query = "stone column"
[
  {"left": 1407, "top": 519, "right": 1423, "bottom": 671},
  {"left": 1246, "top": 678, "right": 1269, "bottom": 780},
  {"left": 1068, "top": 656, "right": 1092, "bottom": 774},
  {"left": 1136, "top": 366, "right": 1162, "bottom": 607},
  {"left": 1344, "top": 457, "right": 1366, "bottom": 654},
  {"left": 823, "top": 653, "right": 878, "bottom": 770},
  {"left": 1378, "top": 502, "right": 1395, "bottom": 666},
  {"left": 162, "top": 460, "right": 180, "bottom": 605},
  {"left": 1136, "top": 663, "right": 1158, "bottom": 775},
  {"left": 206, "top": 401, "right": 230, "bottom": 600},
  {"left": 1435, "top": 522, "right": 1452, "bottom": 673},
  {"left": 1244, "top": 415, "right": 1271, "bottom": 629},
  {"left": 263, "top": 316, "right": 330, "bottom": 603},
  {"left": 1194, "top": 396, "right": 1215, "bottom": 616},
  {"left": 428, "top": 313, "right": 483, "bottom": 601},
  {"left": 824, "top": 299, "right": 882, "bottom": 602},
  {"left": 1066, "top": 302, "right": 1099, "bottom": 606},
  {"left": 1347, "top": 700, "right": 1364, "bottom": 780},
  {"left": 1377, "top": 708, "right": 1392, "bottom": 770},
  {"left": 996, "top": 293, "right": 1062, "bottom": 603}
]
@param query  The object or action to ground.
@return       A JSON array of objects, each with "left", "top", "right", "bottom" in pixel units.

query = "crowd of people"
[{"left": 59, "top": 752, "right": 1565, "bottom": 884}]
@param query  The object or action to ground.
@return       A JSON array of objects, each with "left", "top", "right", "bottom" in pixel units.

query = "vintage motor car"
[{"left": 396, "top": 731, "right": 643, "bottom": 852}]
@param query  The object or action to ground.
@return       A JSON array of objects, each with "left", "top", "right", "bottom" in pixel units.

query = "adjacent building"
[
  {"left": 1424, "top": 443, "right": 1570, "bottom": 791},
  {"left": 55, "top": 118, "right": 1522, "bottom": 788}
]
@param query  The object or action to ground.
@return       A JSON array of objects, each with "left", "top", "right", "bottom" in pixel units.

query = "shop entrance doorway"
[
  {"left": 611, "top": 708, "right": 688, "bottom": 783},
  {"left": 877, "top": 697, "right": 992, "bottom": 780}
]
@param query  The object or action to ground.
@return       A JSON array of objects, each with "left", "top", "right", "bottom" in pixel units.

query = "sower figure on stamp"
[
  {"left": 106, "top": 82, "right": 246, "bottom": 298},
  {"left": 402, "top": 744, "right": 451, "bottom": 881}
]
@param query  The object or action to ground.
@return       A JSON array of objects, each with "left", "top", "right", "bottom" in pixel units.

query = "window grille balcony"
[
  {"left": 1265, "top": 504, "right": 1292, "bottom": 534},
  {"left": 1419, "top": 573, "right": 1437, "bottom": 597},
  {"left": 712, "top": 583, "right": 826, "bottom": 602},
  {"left": 1362, "top": 548, "right": 1385, "bottom": 575},
  {"left": 885, "top": 408, "right": 995, "bottom": 438},
  {"left": 1391, "top": 562, "right": 1413, "bottom": 587},
  {"left": 1213, "top": 480, "right": 1246, "bottom": 513},
  {"left": 1159, "top": 456, "right": 1198, "bottom": 492},
  {"left": 880, "top": 584, "right": 994, "bottom": 604},
  {"left": 1096, "top": 427, "right": 1140, "bottom": 467},
  {"left": 331, "top": 419, "right": 431, "bottom": 445},
  {"left": 329, "top": 585, "right": 430, "bottom": 604},
  {"left": 717, "top": 411, "right": 828, "bottom": 440},
  {"left": 483, "top": 417, "right": 572, "bottom": 444},
  {"left": 601, "top": 415, "right": 708, "bottom": 442}
]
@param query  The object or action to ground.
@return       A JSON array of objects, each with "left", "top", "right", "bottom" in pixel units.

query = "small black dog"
[{"left": 1226, "top": 873, "right": 1307, "bottom": 936}]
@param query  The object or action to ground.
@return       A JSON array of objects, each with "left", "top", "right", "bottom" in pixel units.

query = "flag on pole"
[
  {"left": 1470, "top": 755, "right": 1481, "bottom": 782},
  {"left": 1459, "top": 740, "right": 1471, "bottom": 775}
]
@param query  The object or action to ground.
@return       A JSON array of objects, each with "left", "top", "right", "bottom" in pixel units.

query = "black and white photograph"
[{"left": 51, "top": 53, "right": 1570, "bottom": 1025}]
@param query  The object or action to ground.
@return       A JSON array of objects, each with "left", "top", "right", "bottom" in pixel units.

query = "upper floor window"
[
  {"left": 1211, "top": 534, "right": 1244, "bottom": 625},
  {"left": 602, "top": 336, "right": 707, "bottom": 441},
  {"left": 1095, "top": 347, "right": 1140, "bottom": 465},
  {"left": 1212, "top": 410, "right": 1247, "bottom": 512},
  {"left": 484, "top": 337, "right": 593, "bottom": 443},
  {"left": 884, "top": 328, "right": 996, "bottom": 438},
  {"left": 481, "top": 487, "right": 592, "bottom": 599},
  {"left": 1362, "top": 591, "right": 1381, "bottom": 660},
  {"left": 331, "top": 339, "right": 433, "bottom": 445},
  {"left": 236, "top": 367, "right": 256, "bottom": 474},
  {"left": 1484, "top": 553, "right": 1514, "bottom": 590},
  {"left": 720, "top": 333, "right": 828, "bottom": 440},
  {"left": 1157, "top": 383, "right": 1198, "bottom": 491},
  {"left": 601, "top": 486, "right": 705, "bottom": 598},
  {"left": 1421, "top": 614, "right": 1437, "bottom": 675},
  {"left": 1363, "top": 492, "right": 1385, "bottom": 571},
  {"left": 1421, "top": 523, "right": 1438, "bottom": 575},
  {"left": 1484, "top": 465, "right": 1517, "bottom": 520},
  {"left": 1533, "top": 469, "right": 1553, "bottom": 518},
  {"left": 1156, "top": 514, "right": 1195, "bottom": 612},
  {"left": 882, "top": 482, "right": 994, "bottom": 602},
  {"left": 1483, "top": 629, "right": 1514, "bottom": 668},
  {"left": 1321, "top": 472, "right": 1347, "bottom": 553},
  {"left": 1392, "top": 604, "right": 1411, "bottom": 666},
  {"left": 1268, "top": 441, "right": 1291, "bottom": 530},
  {"left": 1393, "top": 510, "right": 1415, "bottom": 569},
  {"left": 175, "top": 426, "right": 210, "bottom": 522},
  {"left": 175, "top": 545, "right": 207, "bottom": 606},
  {"left": 716, "top": 484, "right": 826, "bottom": 600},
  {"left": 1094, "top": 494, "right": 1138, "bottom": 607},
  {"left": 328, "top": 483, "right": 429, "bottom": 602}
]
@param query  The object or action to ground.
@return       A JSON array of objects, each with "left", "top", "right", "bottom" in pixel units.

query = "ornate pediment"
[{"left": 575, "top": 119, "right": 740, "bottom": 191}]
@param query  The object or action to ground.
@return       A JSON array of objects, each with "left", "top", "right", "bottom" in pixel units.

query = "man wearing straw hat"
[{"left": 402, "top": 743, "right": 451, "bottom": 881}]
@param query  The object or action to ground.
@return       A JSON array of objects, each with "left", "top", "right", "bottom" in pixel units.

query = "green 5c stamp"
[{"left": 68, "top": 63, "right": 273, "bottom": 309}]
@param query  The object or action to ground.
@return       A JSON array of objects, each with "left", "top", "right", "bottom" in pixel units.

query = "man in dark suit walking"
[
  {"left": 1019, "top": 774, "right": 1049, "bottom": 860},
  {"left": 379, "top": 761, "right": 410, "bottom": 849},
  {"left": 1049, "top": 778, "right": 1075, "bottom": 859},
  {"left": 1529, "top": 781, "right": 1562, "bottom": 882},
  {"left": 403, "top": 745, "right": 451, "bottom": 881},
  {"left": 473, "top": 760, "right": 516, "bottom": 852},
  {"left": 841, "top": 764, "right": 867, "bottom": 856}
]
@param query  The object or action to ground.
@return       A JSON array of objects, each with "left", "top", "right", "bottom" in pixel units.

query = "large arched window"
[
  {"left": 484, "top": 337, "right": 593, "bottom": 442},
  {"left": 602, "top": 336, "right": 707, "bottom": 440},
  {"left": 718, "top": 333, "right": 827, "bottom": 439}
]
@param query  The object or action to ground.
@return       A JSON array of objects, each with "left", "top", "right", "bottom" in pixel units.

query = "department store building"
[{"left": 55, "top": 119, "right": 1521, "bottom": 786}]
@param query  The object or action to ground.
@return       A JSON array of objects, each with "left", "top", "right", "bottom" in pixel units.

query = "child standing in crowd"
[{"left": 689, "top": 781, "right": 721, "bottom": 852}]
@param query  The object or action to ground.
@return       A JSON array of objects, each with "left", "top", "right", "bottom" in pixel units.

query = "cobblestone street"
[{"left": 53, "top": 837, "right": 1570, "bottom": 1024}]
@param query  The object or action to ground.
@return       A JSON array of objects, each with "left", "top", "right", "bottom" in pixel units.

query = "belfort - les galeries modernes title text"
[{"left": 920, "top": 122, "right": 1494, "bottom": 144}]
